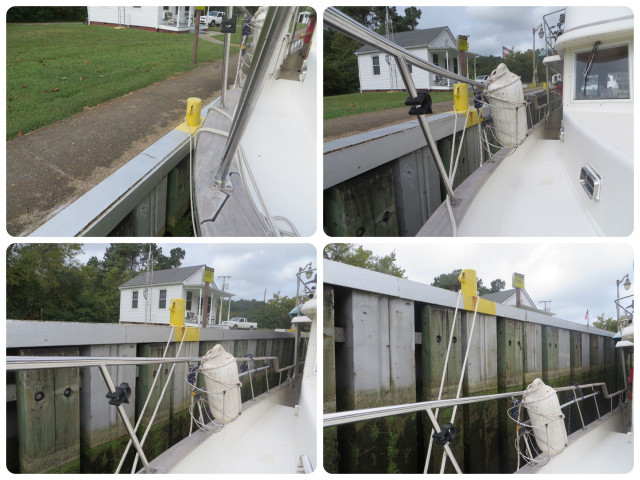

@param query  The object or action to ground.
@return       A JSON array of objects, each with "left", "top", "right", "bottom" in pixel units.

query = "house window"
[
  {"left": 186, "top": 291, "right": 192, "bottom": 311},
  {"left": 372, "top": 56, "right": 380, "bottom": 75},
  {"left": 407, "top": 63, "right": 413, "bottom": 73},
  {"left": 453, "top": 58, "right": 458, "bottom": 74},
  {"left": 432, "top": 54, "right": 439, "bottom": 65},
  {"left": 575, "top": 44, "right": 629, "bottom": 100},
  {"left": 132, "top": 291, "right": 138, "bottom": 309},
  {"left": 159, "top": 290, "right": 167, "bottom": 309},
  {"left": 163, "top": 6, "right": 169, "bottom": 10}
]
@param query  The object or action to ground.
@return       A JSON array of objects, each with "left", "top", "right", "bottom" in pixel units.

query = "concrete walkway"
[{"left": 6, "top": 56, "right": 237, "bottom": 236}]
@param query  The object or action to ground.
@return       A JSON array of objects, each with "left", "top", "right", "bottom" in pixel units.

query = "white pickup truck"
[
  {"left": 225, "top": 317, "right": 258, "bottom": 330},
  {"left": 200, "top": 11, "right": 224, "bottom": 26}
]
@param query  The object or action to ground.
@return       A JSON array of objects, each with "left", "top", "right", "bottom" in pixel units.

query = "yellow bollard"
[
  {"left": 458, "top": 269, "right": 478, "bottom": 297},
  {"left": 169, "top": 298, "right": 186, "bottom": 327},
  {"left": 453, "top": 83, "right": 469, "bottom": 113},
  {"left": 186, "top": 97, "right": 202, "bottom": 128},
  {"left": 458, "top": 269, "right": 497, "bottom": 315}
]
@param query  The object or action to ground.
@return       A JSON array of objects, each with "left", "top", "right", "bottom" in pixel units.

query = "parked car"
[
  {"left": 475, "top": 74, "right": 489, "bottom": 85},
  {"left": 204, "top": 11, "right": 224, "bottom": 26},
  {"left": 225, "top": 317, "right": 258, "bottom": 330}
]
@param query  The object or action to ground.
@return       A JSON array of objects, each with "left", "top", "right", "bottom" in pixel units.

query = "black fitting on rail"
[
  {"left": 106, "top": 382, "right": 131, "bottom": 406},
  {"left": 405, "top": 92, "right": 433, "bottom": 115},
  {"left": 432, "top": 422, "right": 456, "bottom": 446}
]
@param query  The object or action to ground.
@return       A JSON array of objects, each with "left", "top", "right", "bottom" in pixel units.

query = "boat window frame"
[{"left": 572, "top": 41, "right": 631, "bottom": 102}]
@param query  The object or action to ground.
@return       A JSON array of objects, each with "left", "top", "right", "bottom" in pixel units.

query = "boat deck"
[
  {"left": 457, "top": 126, "right": 601, "bottom": 236},
  {"left": 148, "top": 382, "right": 302, "bottom": 473},
  {"left": 194, "top": 46, "right": 316, "bottom": 237},
  {"left": 516, "top": 406, "right": 633, "bottom": 474},
  {"left": 419, "top": 122, "right": 603, "bottom": 236}
]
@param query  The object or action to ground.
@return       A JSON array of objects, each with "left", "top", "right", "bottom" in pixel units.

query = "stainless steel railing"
[{"left": 324, "top": 7, "right": 476, "bottom": 203}]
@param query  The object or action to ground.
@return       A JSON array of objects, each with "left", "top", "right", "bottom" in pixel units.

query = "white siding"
[
  {"left": 123, "top": 7, "right": 160, "bottom": 28},
  {"left": 430, "top": 29, "right": 456, "bottom": 50},
  {"left": 120, "top": 288, "right": 147, "bottom": 324},
  {"left": 357, "top": 47, "right": 432, "bottom": 91},
  {"left": 88, "top": 6, "right": 194, "bottom": 29},
  {"left": 120, "top": 284, "right": 188, "bottom": 325},
  {"left": 87, "top": 6, "right": 120, "bottom": 25}
]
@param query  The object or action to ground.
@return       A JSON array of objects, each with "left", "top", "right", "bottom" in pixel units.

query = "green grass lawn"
[
  {"left": 6, "top": 24, "right": 240, "bottom": 139},
  {"left": 323, "top": 90, "right": 454, "bottom": 120}
]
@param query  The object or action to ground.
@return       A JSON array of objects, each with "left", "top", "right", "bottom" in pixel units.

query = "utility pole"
[
  {"left": 539, "top": 300, "right": 552, "bottom": 312},
  {"left": 218, "top": 276, "right": 231, "bottom": 324}
]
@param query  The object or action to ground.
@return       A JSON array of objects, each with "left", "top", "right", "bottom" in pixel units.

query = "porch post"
[{"left": 445, "top": 51, "right": 450, "bottom": 87}]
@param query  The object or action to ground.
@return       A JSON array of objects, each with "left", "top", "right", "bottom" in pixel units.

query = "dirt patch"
[{"left": 323, "top": 100, "right": 460, "bottom": 141}]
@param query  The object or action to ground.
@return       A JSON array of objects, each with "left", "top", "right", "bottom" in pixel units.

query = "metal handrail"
[
  {"left": 324, "top": 7, "right": 465, "bottom": 203},
  {"left": 323, "top": 381, "right": 626, "bottom": 428},
  {"left": 8, "top": 352, "right": 304, "bottom": 474},
  {"left": 213, "top": 7, "right": 295, "bottom": 188},
  {"left": 324, "top": 7, "right": 482, "bottom": 89}
]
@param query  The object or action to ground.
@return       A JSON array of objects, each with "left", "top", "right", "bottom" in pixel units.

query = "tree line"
[
  {"left": 7, "top": 244, "right": 297, "bottom": 329},
  {"left": 7, "top": 7, "right": 87, "bottom": 23},
  {"left": 323, "top": 243, "right": 505, "bottom": 295},
  {"left": 324, "top": 6, "right": 546, "bottom": 96}
]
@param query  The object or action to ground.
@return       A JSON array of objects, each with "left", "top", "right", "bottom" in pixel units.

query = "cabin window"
[
  {"left": 186, "top": 291, "right": 192, "bottom": 311},
  {"left": 159, "top": 289, "right": 167, "bottom": 309},
  {"left": 372, "top": 56, "right": 380, "bottom": 75},
  {"left": 574, "top": 44, "right": 629, "bottom": 100},
  {"left": 132, "top": 291, "right": 138, "bottom": 309}
]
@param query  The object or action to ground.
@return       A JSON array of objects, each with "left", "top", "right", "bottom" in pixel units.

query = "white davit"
[
  {"left": 200, "top": 344, "right": 242, "bottom": 423},
  {"left": 522, "top": 378, "right": 568, "bottom": 456}
]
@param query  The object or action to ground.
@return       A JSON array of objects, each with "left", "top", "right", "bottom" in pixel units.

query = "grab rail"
[{"left": 324, "top": 7, "right": 469, "bottom": 203}]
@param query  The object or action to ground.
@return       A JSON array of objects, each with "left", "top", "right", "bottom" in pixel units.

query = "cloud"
[{"left": 359, "top": 242, "right": 632, "bottom": 324}]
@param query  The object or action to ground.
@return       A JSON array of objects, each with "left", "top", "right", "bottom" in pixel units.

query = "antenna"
[
  {"left": 539, "top": 300, "right": 552, "bottom": 311},
  {"left": 217, "top": 275, "right": 231, "bottom": 325},
  {"left": 385, "top": 7, "right": 399, "bottom": 90},
  {"left": 145, "top": 245, "right": 153, "bottom": 323}
]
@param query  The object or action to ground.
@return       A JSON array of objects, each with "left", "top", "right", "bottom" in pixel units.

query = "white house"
[
  {"left": 355, "top": 27, "right": 479, "bottom": 92},
  {"left": 481, "top": 288, "right": 553, "bottom": 315},
  {"left": 87, "top": 6, "right": 200, "bottom": 33},
  {"left": 119, "top": 265, "right": 233, "bottom": 326}
]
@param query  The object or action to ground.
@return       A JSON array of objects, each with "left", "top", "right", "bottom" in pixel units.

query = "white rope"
[
  {"left": 115, "top": 325, "right": 175, "bottom": 474},
  {"left": 424, "top": 291, "right": 461, "bottom": 473},
  {"left": 439, "top": 297, "right": 480, "bottom": 473},
  {"left": 131, "top": 327, "right": 189, "bottom": 473}
]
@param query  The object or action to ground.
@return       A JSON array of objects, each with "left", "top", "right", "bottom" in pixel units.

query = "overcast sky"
[
  {"left": 360, "top": 242, "right": 633, "bottom": 325},
  {"left": 78, "top": 242, "right": 316, "bottom": 301},
  {"left": 395, "top": 6, "right": 564, "bottom": 57}
]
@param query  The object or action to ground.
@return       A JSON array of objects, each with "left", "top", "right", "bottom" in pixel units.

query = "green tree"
[
  {"left": 431, "top": 268, "right": 505, "bottom": 294},
  {"left": 323, "top": 243, "right": 405, "bottom": 278},
  {"left": 7, "top": 243, "right": 84, "bottom": 320},
  {"left": 592, "top": 314, "right": 619, "bottom": 333}
]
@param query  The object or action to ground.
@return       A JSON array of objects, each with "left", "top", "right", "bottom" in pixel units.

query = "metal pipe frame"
[
  {"left": 220, "top": 6, "right": 233, "bottom": 110},
  {"left": 213, "top": 7, "right": 295, "bottom": 188},
  {"left": 324, "top": 7, "right": 482, "bottom": 88},
  {"left": 323, "top": 382, "right": 625, "bottom": 428},
  {"left": 324, "top": 7, "right": 462, "bottom": 203},
  {"left": 98, "top": 365, "right": 152, "bottom": 473}
]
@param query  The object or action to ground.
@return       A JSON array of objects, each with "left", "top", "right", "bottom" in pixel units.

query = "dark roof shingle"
[
  {"left": 120, "top": 265, "right": 205, "bottom": 288},
  {"left": 355, "top": 27, "right": 449, "bottom": 54}
]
